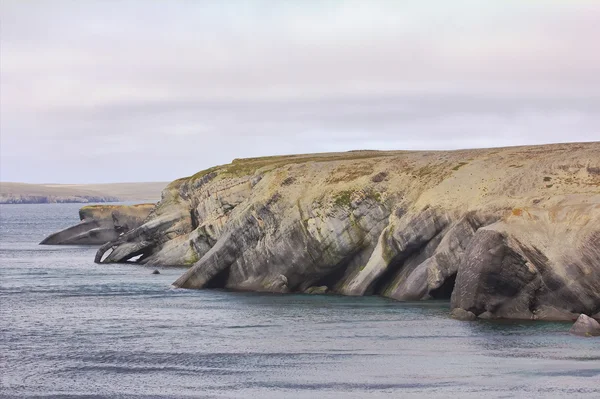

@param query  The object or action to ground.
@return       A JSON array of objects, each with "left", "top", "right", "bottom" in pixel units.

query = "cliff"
[
  {"left": 94, "top": 142, "right": 600, "bottom": 321},
  {"left": 40, "top": 204, "right": 154, "bottom": 245}
]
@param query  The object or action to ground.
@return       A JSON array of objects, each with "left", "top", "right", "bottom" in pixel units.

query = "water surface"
[{"left": 1, "top": 204, "right": 599, "bottom": 398}]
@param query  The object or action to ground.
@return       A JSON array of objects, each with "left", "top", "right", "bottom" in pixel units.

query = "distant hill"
[{"left": 0, "top": 182, "right": 168, "bottom": 204}]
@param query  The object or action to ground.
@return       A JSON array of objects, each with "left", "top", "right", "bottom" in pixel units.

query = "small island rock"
[
  {"left": 569, "top": 314, "right": 600, "bottom": 337},
  {"left": 450, "top": 308, "right": 477, "bottom": 321}
]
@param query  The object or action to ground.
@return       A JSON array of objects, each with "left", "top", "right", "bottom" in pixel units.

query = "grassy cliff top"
[{"left": 162, "top": 142, "right": 600, "bottom": 214}]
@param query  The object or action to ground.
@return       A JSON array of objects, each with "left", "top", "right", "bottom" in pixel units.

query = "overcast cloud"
[{"left": 1, "top": 0, "right": 599, "bottom": 183}]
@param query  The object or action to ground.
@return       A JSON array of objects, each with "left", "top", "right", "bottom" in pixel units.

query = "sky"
[{"left": 1, "top": 0, "right": 599, "bottom": 184}]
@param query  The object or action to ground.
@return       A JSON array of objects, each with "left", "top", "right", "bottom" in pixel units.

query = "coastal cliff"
[
  {"left": 41, "top": 204, "right": 154, "bottom": 245},
  {"left": 95, "top": 142, "right": 600, "bottom": 321}
]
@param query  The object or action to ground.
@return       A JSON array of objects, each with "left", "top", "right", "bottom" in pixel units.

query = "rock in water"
[
  {"left": 305, "top": 286, "right": 328, "bottom": 295},
  {"left": 152, "top": 270, "right": 160, "bottom": 275},
  {"left": 40, "top": 204, "right": 154, "bottom": 245},
  {"left": 93, "top": 142, "right": 600, "bottom": 321},
  {"left": 570, "top": 314, "right": 600, "bottom": 337},
  {"left": 450, "top": 308, "right": 477, "bottom": 321}
]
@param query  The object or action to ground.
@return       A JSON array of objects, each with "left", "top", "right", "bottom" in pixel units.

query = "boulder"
[
  {"left": 569, "top": 314, "right": 600, "bottom": 337},
  {"left": 450, "top": 308, "right": 477, "bottom": 321}
]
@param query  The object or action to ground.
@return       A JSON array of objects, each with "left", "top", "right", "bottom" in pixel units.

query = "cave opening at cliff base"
[{"left": 429, "top": 272, "right": 457, "bottom": 300}]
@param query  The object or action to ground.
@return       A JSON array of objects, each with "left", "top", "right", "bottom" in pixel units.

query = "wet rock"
[
  {"left": 305, "top": 286, "right": 328, "bottom": 295},
  {"left": 152, "top": 269, "right": 160, "bottom": 275},
  {"left": 477, "top": 311, "right": 493, "bottom": 320},
  {"left": 569, "top": 314, "right": 600, "bottom": 337},
  {"left": 450, "top": 308, "right": 477, "bottom": 321}
]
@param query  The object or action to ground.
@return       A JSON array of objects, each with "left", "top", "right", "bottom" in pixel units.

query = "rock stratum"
[
  {"left": 41, "top": 204, "right": 154, "bottom": 245},
  {"left": 95, "top": 142, "right": 600, "bottom": 321}
]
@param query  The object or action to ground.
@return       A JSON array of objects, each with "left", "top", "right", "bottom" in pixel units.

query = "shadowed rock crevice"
[
  {"left": 307, "top": 252, "right": 362, "bottom": 293},
  {"left": 429, "top": 272, "right": 457, "bottom": 300},
  {"left": 205, "top": 265, "right": 232, "bottom": 289}
]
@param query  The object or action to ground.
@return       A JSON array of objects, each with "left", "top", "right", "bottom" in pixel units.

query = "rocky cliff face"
[
  {"left": 95, "top": 142, "right": 600, "bottom": 321},
  {"left": 41, "top": 204, "right": 154, "bottom": 245}
]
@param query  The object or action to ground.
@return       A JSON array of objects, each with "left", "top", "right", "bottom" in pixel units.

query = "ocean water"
[{"left": 1, "top": 203, "right": 599, "bottom": 398}]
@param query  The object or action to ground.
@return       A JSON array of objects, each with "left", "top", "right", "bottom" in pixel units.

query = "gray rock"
[
  {"left": 477, "top": 311, "right": 493, "bottom": 320},
  {"left": 41, "top": 204, "right": 154, "bottom": 245},
  {"left": 569, "top": 314, "right": 600, "bottom": 337},
  {"left": 40, "top": 219, "right": 119, "bottom": 245},
  {"left": 450, "top": 308, "right": 477, "bottom": 321},
  {"left": 152, "top": 269, "right": 160, "bottom": 275}
]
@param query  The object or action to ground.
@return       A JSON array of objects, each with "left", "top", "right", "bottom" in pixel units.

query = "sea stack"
[{"left": 570, "top": 314, "right": 600, "bottom": 337}]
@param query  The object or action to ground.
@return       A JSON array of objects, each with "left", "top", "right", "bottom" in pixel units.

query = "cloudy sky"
[{"left": 1, "top": 0, "right": 599, "bottom": 183}]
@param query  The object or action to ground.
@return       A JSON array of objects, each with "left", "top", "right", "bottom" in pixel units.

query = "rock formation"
[
  {"left": 40, "top": 204, "right": 154, "bottom": 245},
  {"left": 94, "top": 142, "right": 600, "bottom": 320},
  {"left": 570, "top": 314, "right": 600, "bottom": 337}
]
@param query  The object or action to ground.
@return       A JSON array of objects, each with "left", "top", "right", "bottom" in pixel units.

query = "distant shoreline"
[
  {"left": 0, "top": 195, "right": 120, "bottom": 205},
  {"left": 0, "top": 181, "right": 168, "bottom": 204}
]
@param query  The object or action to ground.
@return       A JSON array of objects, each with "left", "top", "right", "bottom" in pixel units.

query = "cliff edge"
[{"left": 95, "top": 142, "right": 600, "bottom": 320}]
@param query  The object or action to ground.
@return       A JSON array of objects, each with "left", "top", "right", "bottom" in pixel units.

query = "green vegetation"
[
  {"left": 334, "top": 190, "right": 354, "bottom": 208},
  {"left": 452, "top": 162, "right": 469, "bottom": 171},
  {"left": 370, "top": 191, "right": 382, "bottom": 203},
  {"left": 184, "top": 247, "right": 201, "bottom": 265},
  {"left": 189, "top": 166, "right": 222, "bottom": 181},
  {"left": 381, "top": 228, "right": 396, "bottom": 264},
  {"left": 183, "top": 152, "right": 392, "bottom": 182},
  {"left": 543, "top": 176, "right": 552, "bottom": 182},
  {"left": 326, "top": 163, "right": 375, "bottom": 183}
]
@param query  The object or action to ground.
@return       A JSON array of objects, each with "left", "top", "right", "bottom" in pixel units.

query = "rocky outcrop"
[
  {"left": 570, "top": 314, "right": 600, "bottom": 337},
  {"left": 40, "top": 204, "right": 154, "bottom": 245},
  {"left": 94, "top": 142, "right": 600, "bottom": 320}
]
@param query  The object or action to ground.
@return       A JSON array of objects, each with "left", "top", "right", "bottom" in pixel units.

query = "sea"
[{"left": 1, "top": 203, "right": 599, "bottom": 398}]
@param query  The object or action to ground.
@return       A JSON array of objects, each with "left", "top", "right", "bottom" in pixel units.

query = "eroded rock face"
[
  {"left": 94, "top": 142, "right": 600, "bottom": 320},
  {"left": 40, "top": 204, "right": 154, "bottom": 245},
  {"left": 570, "top": 314, "right": 600, "bottom": 337}
]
